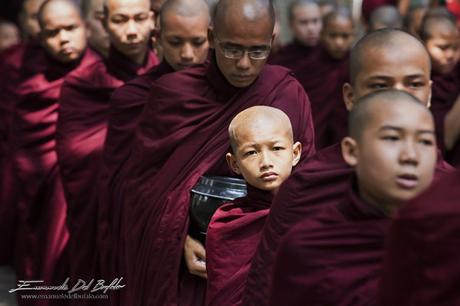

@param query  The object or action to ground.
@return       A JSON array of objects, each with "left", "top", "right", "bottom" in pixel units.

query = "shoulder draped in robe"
[
  {"left": 242, "top": 143, "right": 453, "bottom": 306},
  {"left": 98, "top": 60, "right": 174, "bottom": 280},
  {"left": 0, "top": 40, "right": 45, "bottom": 265},
  {"left": 56, "top": 47, "right": 158, "bottom": 285},
  {"left": 5, "top": 49, "right": 99, "bottom": 288},
  {"left": 206, "top": 186, "right": 273, "bottom": 306},
  {"left": 268, "top": 40, "right": 320, "bottom": 69},
  {"left": 112, "top": 53, "right": 316, "bottom": 306},
  {"left": 270, "top": 180, "right": 389, "bottom": 306},
  {"left": 379, "top": 170, "right": 460, "bottom": 306},
  {"left": 430, "top": 65, "right": 460, "bottom": 154}
]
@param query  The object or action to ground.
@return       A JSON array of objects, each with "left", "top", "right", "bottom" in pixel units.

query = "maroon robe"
[
  {"left": 242, "top": 143, "right": 453, "bottom": 306},
  {"left": 4, "top": 48, "right": 99, "bottom": 289},
  {"left": 112, "top": 53, "right": 316, "bottom": 306},
  {"left": 430, "top": 65, "right": 460, "bottom": 154},
  {"left": 379, "top": 170, "right": 460, "bottom": 306},
  {"left": 268, "top": 40, "right": 320, "bottom": 69},
  {"left": 206, "top": 186, "right": 272, "bottom": 306},
  {"left": 270, "top": 179, "right": 389, "bottom": 306},
  {"left": 56, "top": 48, "right": 158, "bottom": 285},
  {"left": 98, "top": 60, "right": 174, "bottom": 280},
  {"left": 0, "top": 40, "right": 45, "bottom": 265}
]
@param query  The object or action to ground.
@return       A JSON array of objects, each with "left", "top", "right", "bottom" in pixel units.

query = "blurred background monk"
[
  {"left": 98, "top": 0, "right": 211, "bottom": 289},
  {"left": 242, "top": 28, "right": 454, "bottom": 306},
  {"left": 271, "top": 90, "right": 437, "bottom": 305},
  {"left": 0, "top": 1, "right": 99, "bottom": 305},
  {"left": 109, "top": 0, "right": 315, "bottom": 304},
  {"left": 368, "top": 5, "right": 403, "bottom": 30},
  {"left": 0, "top": 20, "right": 21, "bottom": 52},
  {"left": 82, "top": 0, "right": 110, "bottom": 58},
  {"left": 55, "top": 0, "right": 157, "bottom": 302},
  {"left": 379, "top": 169, "right": 460, "bottom": 306}
]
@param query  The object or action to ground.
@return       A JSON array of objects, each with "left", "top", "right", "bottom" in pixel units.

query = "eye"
[
  {"left": 409, "top": 81, "right": 424, "bottom": 88},
  {"left": 244, "top": 150, "right": 257, "bottom": 157},
  {"left": 272, "top": 146, "right": 284, "bottom": 151},
  {"left": 135, "top": 14, "right": 149, "bottom": 22},
  {"left": 419, "top": 138, "right": 434, "bottom": 146},
  {"left": 167, "top": 40, "right": 183, "bottom": 47},
  {"left": 369, "top": 83, "right": 388, "bottom": 90},
  {"left": 382, "top": 135, "right": 399, "bottom": 142},
  {"left": 192, "top": 39, "right": 206, "bottom": 47}
]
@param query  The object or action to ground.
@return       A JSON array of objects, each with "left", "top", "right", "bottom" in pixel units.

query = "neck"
[{"left": 357, "top": 184, "right": 402, "bottom": 217}]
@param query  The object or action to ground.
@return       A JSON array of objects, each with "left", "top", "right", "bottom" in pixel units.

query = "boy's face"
[
  {"left": 344, "top": 46, "right": 432, "bottom": 108},
  {"left": 321, "top": 16, "right": 354, "bottom": 60},
  {"left": 226, "top": 119, "right": 301, "bottom": 194},
  {"left": 290, "top": 4, "right": 322, "bottom": 47},
  {"left": 342, "top": 100, "right": 436, "bottom": 212},
  {"left": 425, "top": 27, "right": 460, "bottom": 75}
]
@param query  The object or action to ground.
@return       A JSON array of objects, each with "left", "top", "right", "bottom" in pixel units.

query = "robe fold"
[
  {"left": 430, "top": 66, "right": 460, "bottom": 154},
  {"left": 0, "top": 40, "right": 45, "bottom": 265},
  {"left": 112, "top": 53, "right": 316, "bottom": 306},
  {"left": 56, "top": 47, "right": 158, "bottom": 285},
  {"left": 268, "top": 40, "right": 320, "bottom": 69},
  {"left": 206, "top": 186, "right": 273, "bottom": 306},
  {"left": 4, "top": 49, "right": 99, "bottom": 291},
  {"left": 242, "top": 143, "right": 453, "bottom": 306},
  {"left": 98, "top": 60, "right": 174, "bottom": 280},
  {"left": 270, "top": 180, "right": 389, "bottom": 306},
  {"left": 379, "top": 170, "right": 460, "bottom": 306}
]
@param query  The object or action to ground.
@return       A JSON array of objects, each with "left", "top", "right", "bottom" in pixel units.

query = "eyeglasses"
[{"left": 214, "top": 38, "right": 271, "bottom": 60}]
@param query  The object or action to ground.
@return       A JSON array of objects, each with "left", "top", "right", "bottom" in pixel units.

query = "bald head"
[
  {"left": 348, "top": 90, "right": 426, "bottom": 140},
  {"left": 229, "top": 106, "right": 293, "bottom": 152},
  {"left": 288, "top": 0, "right": 319, "bottom": 21},
  {"left": 160, "top": 0, "right": 209, "bottom": 30},
  {"left": 349, "top": 29, "right": 430, "bottom": 85},
  {"left": 0, "top": 21, "right": 21, "bottom": 51},
  {"left": 19, "top": 0, "right": 46, "bottom": 38},
  {"left": 369, "top": 5, "right": 403, "bottom": 31},
  {"left": 213, "top": 0, "right": 275, "bottom": 36},
  {"left": 419, "top": 13, "right": 458, "bottom": 42},
  {"left": 38, "top": 0, "right": 83, "bottom": 29}
]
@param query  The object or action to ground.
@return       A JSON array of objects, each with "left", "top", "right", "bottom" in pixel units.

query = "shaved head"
[
  {"left": 369, "top": 5, "right": 403, "bottom": 31},
  {"left": 348, "top": 90, "right": 426, "bottom": 140},
  {"left": 419, "top": 14, "right": 458, "bottom": 42},
  {"left": 213, "top": 0, "right": 275, "bottom": 36},
  {"left": 38, "top": 0, "right": 83, "bottom": 28},
  {"left": 160, "top": 0, "right": 209, "bottom": 30},
  {"left": 349, "top": 29, "right": 431, "bottom": 85},
  {"left": 19, "top": 0, "right": 47, "bottom": 38},
  {"left": 288, "top": 0, "right": 319, "bottom": 21},
  {"left": 229, "top": 106, "right": 293, "bottom": 152}
]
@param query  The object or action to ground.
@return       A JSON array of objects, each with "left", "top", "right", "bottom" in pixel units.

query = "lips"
[
  {"left": 260, "top": 172, "right": 278, "bottom": 181},
  {"left": 395, "top": 173, "right": 419, "bottom": 189}
]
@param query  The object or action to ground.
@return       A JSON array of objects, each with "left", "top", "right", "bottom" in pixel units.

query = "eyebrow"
[
  {"left": 222, "top": 42, "right": 270, "bottom": 49},
  {"left": 379, "top": 125, "right": 435, "bottom": 134}
]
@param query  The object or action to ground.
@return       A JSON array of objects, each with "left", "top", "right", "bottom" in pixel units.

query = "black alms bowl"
[{"left": 190, "top": 176, "right": 247, "bottom": 240}]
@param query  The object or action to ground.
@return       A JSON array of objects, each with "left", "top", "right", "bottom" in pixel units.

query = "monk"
[
  {"left": 269, "top": 0, "right": 322, "bottom": 67},
  {"left": 270, "top": 90, "right": 437, "bottom": 306},
  {"left": 379, "top": 170, "right": 460, "bottom": 306},
  {"left": 82, "top": 0, "right": 110, "bottom": 57},
  {"left": 297, "top": 8, "right": 354, "bottom": 149},
  {"left": 4, "top": 0, "right": 97, "bottom": 297},
  {"left": 242, "top": 28, "right": 454, "bottom": 306},
  {"left": 110, "top": 0, "right": 316, "bottom": 304},
  {"left": 98, "top": 0, "right": 211, "bottom": 281},
  {"left": 368, "top": 5, "right": 403, "bottom": 31},
  {"left": 0, "top": 20, "right": 20, "bottom": 51},
  {"left": 206, "top": 106, "right": 302, "bottom": 306},
  {"left": 419, "top": 13, "right": 460, "bottom": 154},
  {"left": 56, "top": 0, "right": 158, "bottom": 292}
]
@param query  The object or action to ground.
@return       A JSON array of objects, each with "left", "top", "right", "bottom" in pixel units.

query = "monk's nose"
[
  {"left": 181, "top": 44, "right": 194, "bottom": 61},
  {"left": 125, "top": 20, "right": 138, "bottom": 38},
  {"left": 236, "top": 52, "right": 251, "bottom": 70},
  {"left": 399, "top": 140, "right": 418, "bottom": 165}
]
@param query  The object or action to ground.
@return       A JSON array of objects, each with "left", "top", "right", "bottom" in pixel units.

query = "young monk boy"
[
  {"left": 419, "top": 12, "right": 460, "bottom": 155},
  {"left": 270, "top": 89, "right": 437, "bottom": 306},
  {"left": 206, "top": 106, "right": 301, "bottom": 306}
]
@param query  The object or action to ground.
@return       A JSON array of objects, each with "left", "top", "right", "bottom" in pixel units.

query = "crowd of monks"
[{"left": 1, "top": 0, "right": 460, "bottom": 305}]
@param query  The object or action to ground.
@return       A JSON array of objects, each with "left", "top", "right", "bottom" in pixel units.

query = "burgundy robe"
[
  {"left": 0, "top": 40, "right": 45, "bottom": 265},
  {"left": 430, "top": 65, "right": 460, "bottom": 154},
  {"left": 112, "top": 53, "right": 316, "bottom": 306},
  {"left": 268, "top": 40, "right": 320, "bottom": 69},
  {"left": 270, "top": 180, "right": 389, "bottom": 306},
  {"left": 242, "top": 143, "right": 453, "bottom": 306},
  {"left": 4, "top": 49, "right": 99, "bottom": 288},
  {"left": 206, "top": 186, "right": 272, "bottom": 306},
  {"left": 379, "top": 170, "right": 460, "bottom": 306},
  {"left": 98, "top": 60, "right": 174, "bottom": 279},
  {"left": 56, "top": 48, "right": 158, "bottom": 284}
]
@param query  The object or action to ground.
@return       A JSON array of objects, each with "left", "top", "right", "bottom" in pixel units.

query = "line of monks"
[{"left": 0, "top": 0, "right": 460, "bottom": 305}]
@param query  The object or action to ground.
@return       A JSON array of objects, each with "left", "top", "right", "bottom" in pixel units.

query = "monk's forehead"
[
  {"left": 107, "top": 0, "right": 150, "bottom": 12},
  {"left": 23, "top": 0, "right": 46, "bottom": 13},
  {"left": 41, "top": 0, "right": 82, "bottom": 22},
  {"left": 426, "top": 19, "right": 459, "bottom": 37}
]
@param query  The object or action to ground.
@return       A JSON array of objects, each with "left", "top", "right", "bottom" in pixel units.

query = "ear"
[
  {"left": 427, "top": 79, "right": 433, "bottom": 109},
  {"left": 208, "top": 28, "right": 215, "bottom": 49},
  {"left": 343, "top": 82, "right": 355, "bottom": 111},
  {"left": 226, "top": 152, "right": 241, "bottom": 174},
  {"left": 341, "top": 136, "right": 358, "bottom": 167},
  {"left": 291, "top": 142, "right": 302, "bottom": 166}
]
